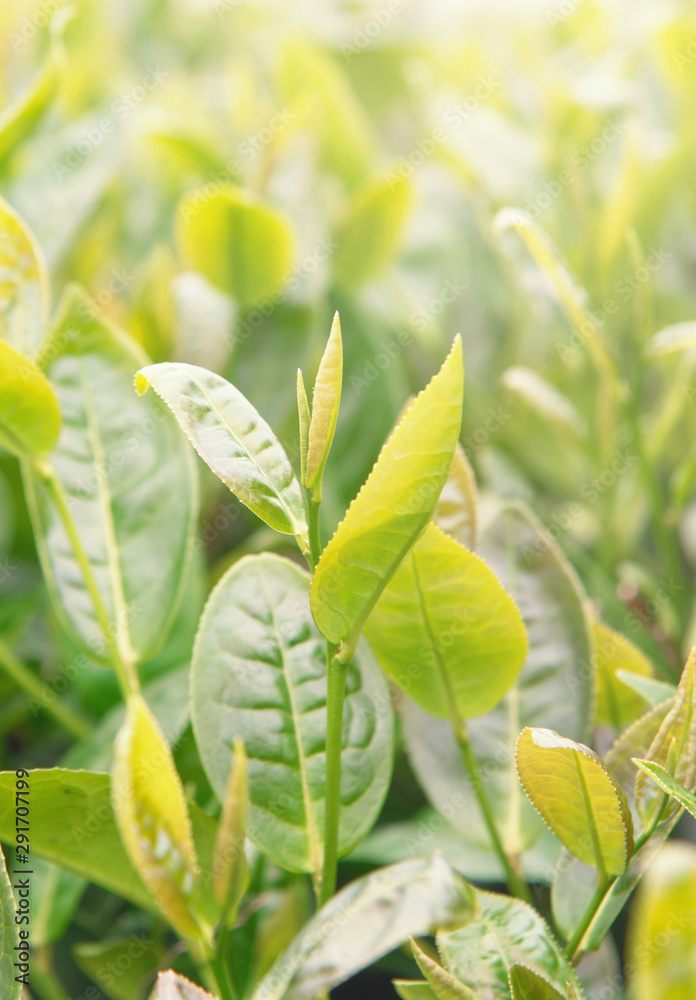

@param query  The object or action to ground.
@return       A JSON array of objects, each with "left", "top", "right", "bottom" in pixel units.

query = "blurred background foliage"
[{"left": 2, "top": 0, "right": 696, "bottom": 995}]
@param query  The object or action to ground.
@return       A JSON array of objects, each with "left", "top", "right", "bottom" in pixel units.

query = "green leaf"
[
  {"left": 191, "top": 553, "right": 393, "bottom": 875},
  {"left": 411, "top": 939, "right": 481, "bottom": 1000},
  {"left": 23, "top": 284, "right": 197, "bottom": 664},
  {"left": 112, "top": 694, "right": 202, "bottom": 941},
  {"left": 0, "top": 769, "right": 217, "bottom": 919},
  {"left": 310, "top": 337, "right": 463, "bottom": 663},
  {"left": 0, "top": 195, "right": 49, "bottom": 356},
  {"left": 31, "top": 859, "right": 86, "bottom": 947},
  {"left": 633, "top": 759, "right": 696, "bottom": 819},
  {"left": 0, "top": 341, "right": 60, "bottom": 457},
  {"left": 435, "top": 444, "right": 478, "bottom": 550},
  {"left": 402, "top": 501, "right": 593, "bottom": 859},
  {"left": 333, "top": 175, "right": 413, "bottom": 291},
  {"left": 614, "top": 670, "right": 676, "bottom": 708},
  {"left": 516, "top": 727, "right": 633, "bottom": 877},
  {"left": 0, "top": 843, "right": 21, "bottom": 1000},
  {"left": 306, "top": 311, "right": 342, "bottom": 499},
  {"left": 635, "top": 648, "right": 696, "bottom": 826},
  {"left": 626, "top": 841, "right": 696, "bottom": 1000},
  {"left": 148, "top": 971, "right": 215, "bottom": 999},
  {"left": 501, "top": 367, "right": 585, "bottom": 439},
  {"left": 437, "top": 889, "right": 582, "bottom": 1000},
  {"left": 364, "top": 521, "right": 527, "bottom": 718},
  {"left": 135, "top": 361, "right": 308, "bottom": 552},
  {"left": 252, "top": 856, "right": 475, "bottom": 1000},
  {"left": 296, "top": 368, "right": 310, "bottom": 488},
  {"left": 74, "top": 936, "right": 164, "bottom": 1000},
  {"left": 176, "top": 186, "right": 294, "bottom": 307},
  {"left": 394, "top": 983, "right": 439, "bottom": 1000},
  {"left": 508, "top": 965, "right": 565, "bottom": 1000},
  {"left": 593, "top": 621, "right": 656, "bottom": 729},
  {"left": 644, "top": 320, "right": 696, "bottom": 356},
  {"left": 213, "top": 738, "right": 249, "bottom": 924}
]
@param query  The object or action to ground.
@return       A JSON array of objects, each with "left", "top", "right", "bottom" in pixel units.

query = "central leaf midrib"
[
  {"left": 411, "top": 554, "right": 458, "bottom": 721},
  {"left": 573, "top": 750, "right": 605, "bottom": 877}
]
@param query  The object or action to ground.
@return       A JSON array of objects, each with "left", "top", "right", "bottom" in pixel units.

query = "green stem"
[
  {"left": 32, "top": 460, "right": 139, "bottom": 699},
  {"left": 320, "top": 641, "right": 345, "bottom": 905},
  {"left": 563, "top": 877, "right": 612, "bottom": 962},
  {"left": 189, "top": 938, "right": 233, "bottom": 1000},
  {"left": 209, "top": 927, "right": 238, "bottom": 1000},
  {"left": 306, "top": 494, "right": 322, "bottom": 569},
  {"left": 455, "top": 722, "right": 532, "bottom": 904},
  {"left": 0, "top": 635, "right": 90, "bottom": 740}
]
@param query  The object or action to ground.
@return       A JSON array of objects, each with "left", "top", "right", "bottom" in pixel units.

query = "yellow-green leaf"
[
  {"left": 435, "top": 444, "right": 478, "bottom": 549},
  {"left": 635, "top": 648, "right": 696, "bottom": 826},
  {"left": 411, "top": 939, "right": 480, "bottom": 1000},
  {"left": 626, "top": 841, "right": 696, "bottom": 1000},
  {"left": 0, "top": 341, "right": 60, "bottom": 457},
  {"left": 213, "top": 738, "right": 249, "bottom": 926},
  {"left": 508, "top": 965, "right": 565, "bottom": 1000},
  {"left": 306, "top": 312, "right": 342, "bottom": 499},
  {"left": 176, "top": 186, "right": 294, "bottom": 307},
  {"left": 633, "top": 759, "right": 696, "bottom": 819},
  {"left": 644, "top": 320, "right": 696, "bottom": 357},
  {"left": 112, "top": 694, "right": 202, "bottom": 942},
  {"left": 310, "top": 337, "right": 463, "bottom": 663},
  {"left": 297, "top": 368, "right": 310, "bottom": 488},
  {"left": 593, "top": 621, "right": 655, "bottom": 730},
  {"left": 516, "top": 727, "right": 633, "bottom": 877},
  {"left": 0, "top": 195, "right": 49, "bottom": 356},
  {"left": 364, "top": 522, "right": 527, "bottom": 719},
  {"left": 394, "top": 983, "right": 439, "bottom": 1000}
]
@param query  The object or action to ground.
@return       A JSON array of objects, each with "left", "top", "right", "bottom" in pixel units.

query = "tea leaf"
[
  {"left": 29, "top": 860, "right": 86, "bottom": 948},
  {"left": 402, "top": 501, "right": 593, "bottom": 858},
  {"left": 253, "top": 855, "right": 475, "bottom": 1000},
  {"left": 626, "top": 841, "right": 696, "bottom": 1000},
  {"left": 0, "top": 195, "right": 50, "bottom": 356},
  {"left": 112, "top": 695, "right": 202, "bottom": 941},
  {"left": 136, "top": 361, "right": 308, "bottom": 551},
  {"left": 333, "top": 175, "right": 412, "bottom": 291},
  {"left": 74, "top": 936, "right": 164, "bottom": 1000},
  {"left": 394, "top": 983, "right": 439, "bottom": 1000},
  {"left": 633, "top": 759, "right": 696, "bottom": 819},
  {"left": 502, "top": 366, "right": 585, "bottom": 438},
  {"left": 23, "top": 285, "right": 197, "bottom": 664},
  {"left": 593, "top": 621, "right": 655, "bottom": 729},
  {"left": 516, "top": 727, "right": 633, "bottom": 877},
  {"left": 148, "top": 970, "right": 216, "bottom": 1000},
  {"left": 614, "top": 670, "right": 676, "bottom": 708},
  {"left": 435, "top": 444, "right": 478, "bottom": 549},
  {"left": 213, "top": 738, "right": 249, "bottom": 924},
  {"left": 508, "top": 964, "right": 565, "bottom": 1000},
  {"left": 0, "top": 770, "right": 217, "bottom": 920},
  {"left": 310, "top": 336, "right": 463, "bottom": 664},
  {"left": 296, "top": 368, "right": 310, "bottom": 487},
  {"left": 411, "top": 939, "right": 480, "bottom": 1000},
  {"left": 0, "top": 341, "right": 60, "bottom": 457},
  {"left": 644, "top": 320, "right": 696, "bottom": 356},
  {"left": 364, "top": 522, "right": 527, "bottom": 719},
  {"left": 191, "top": 553, "right": 393, "bottom": 875},
  {"left": 0, "top": 844, "right": 21, "bottom": 1000},
  {"left": 635, "top": 648, "right": 696, "bottom": 825},
  {"left": 177, "top": 186, "right": 293, "bottom": 306},
  {"left": 305, "top": 311, "right": 342, "bottom": 499},
  {"left": 438, "top": 889, "right": 582, "bottom": 1000}
]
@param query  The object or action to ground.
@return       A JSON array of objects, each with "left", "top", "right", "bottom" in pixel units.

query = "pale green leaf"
[
  {"left": 306, "top": 311, "right": 342, "bottom": 499},
  {"left": 626, "top": 841, "right": 696, "bottom": 1000},
  {"left": 394, "top": 983, "right": 439, "bottom": 1000},
  {"left": 0, "top": 340, "right": 60, "bottom": 456},
  {"left": 253, "top": 855, "right": 475, "bottom": 1000},
  {"left": 412, "top": 939, "right": 481, "bottom": 1000},
  {"left": 23, "top": 284, "right": 197, "bottom": 664},
  {"left": 365, "top": 521, "right": 526, "bottom": 719},
  {"left": 516, "top": 727, "right": 633, "bottom": 876},
  {"left": 0, "top": 844, "right": 21, "bottom": 1000},
  {"left": 136, "top": 361, "right": 308, "bottom": 551},
  {"left": 148, "top": 970, "right": 215, "bottom": 1000},
  {"left": 0, "top": 195, "right": 49, "bottom": 356},
  {"left": 508, "top": 965, "right": 565, "bottom": 1000},
  {"left": 501, "top": 366, "right": 585, "bottom": 438},
  {"left": 438, "top": 888, "right": 582, "bottom": 1000},
  {"left": 435, "top": 444, "right": 478, "bottom": 550},
  {"left": 644, "top": 320, "right": 696, "bottom": 357},
  {"left": 177, "top": 186, "right": 294, "bottom": 307},
  {"left": 633, "top": 759, "right": 696, "bottom": 819},
  {"left": 213, "top": 738, "right": 249, "bottom": 924},
  {"left": 30, "top": 859, "right": 86, "bottom": 948},
  {"left": 402, "top": 500, "right": 593, "bottom": 859},
  {"left": 310, "top": 336, "right": 463, "bottom": 663},
  {"left": 112, "top": 694, "right": 202, "bottom": 941},
  {"left": 296, "top": 368, "right": 310, "bottom": 488},
  {"left": 334, "top": 175, "right": 413, "bottom": 290},
  {"left": 191, "top": 553, "right": 393, "bottom": 875},
  {"left": 593, "top": 621, "right": 655, "bottom": 729},
  {"left": 614, "top": 670, "right": 676, "bottom": 708}
]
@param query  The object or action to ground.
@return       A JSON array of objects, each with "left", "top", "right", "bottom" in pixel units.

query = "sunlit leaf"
[
  {"left": 593, "top": 621, "right": 655, "bottom": 729},
  {"left": 310, "top": 337, "right": 463, "bottom": 663},
  {"left": 508, "top": 964, "right": 565, "bottom": 1000},
  {"left": 306, "top": 311, "right": 342, "bottom": 499},
  {"left": 0, "top": 844, "right": 21, "bottom": 1000},
  {"left": 365, "top": 521, "right": 527, "bottom": 719},
  {"left": 297, "top": 368, "right": 310, "bottom": 488},
  {"left": 191, "top": 554, "right": 393, "bottom": 875},
  {"left": 0, "top": 341, "right": 60, "bottom": 457},
  {"left": 516, "top": 727, "right": 633, "bottom": 877},
  {"left": 0, "top": 195, "right": 49, "bottom": 356},
  {"left": 633, "top": 759, "right": 696, "bottom": 819},
  {"left": 411, "top": 939, "right": 480, "bottom": 1000},
  {"left": 644, "top": 320, "right": 696, "bottom": 357},
  {"left": 136, "top": 361, "right": 308, "bottom": 551},
  {"left": 253, "top": 855, "right": 475, "bottom": 1000},
  {"left": 334, "top": 175, "right": 413, "bottom": 290},
  {"left": 176, "top": 186, "right": 294, "bottom": 307},
  {"left": 501, "top": 366, "right": 585, "bottom": 438},
  {"left": 614, "top": 670, "right": 676, "bottom": 708},
  {"left": 435, "top": 444, "right": 478, "bottom": 550},
  {"left": 112, "top": 694, "right": 202, "bottom": 941},
  {"left": 213, "top": 738, "right": 249, "bottom": 925}
]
